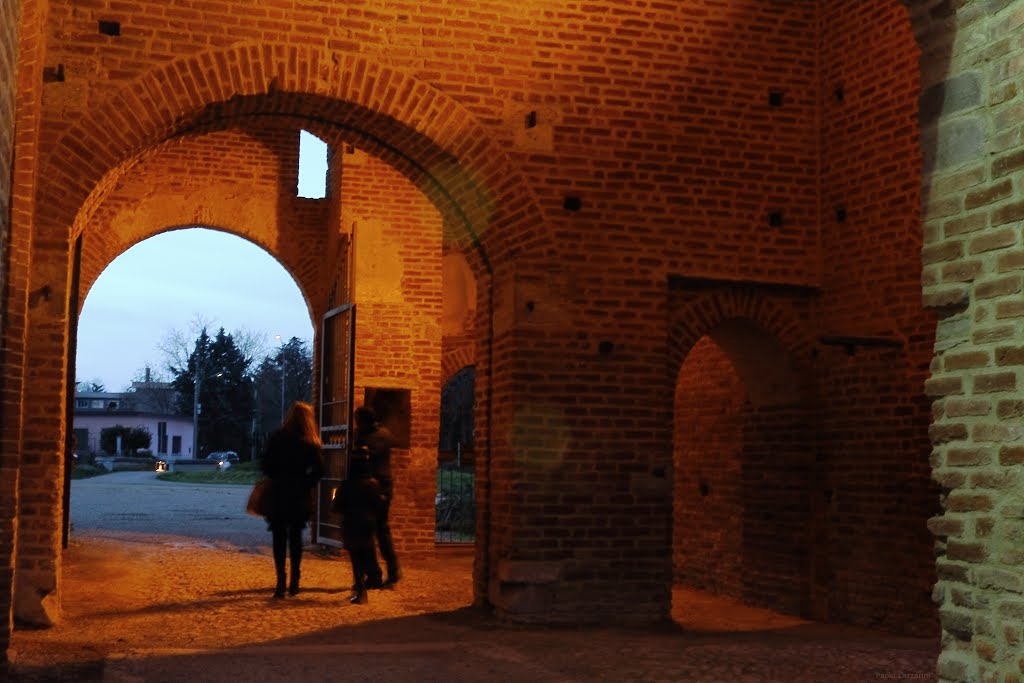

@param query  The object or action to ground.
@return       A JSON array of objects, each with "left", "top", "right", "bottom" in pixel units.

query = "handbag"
[{"left": 245, "top": 478, "right": 272, "bottom": 517}]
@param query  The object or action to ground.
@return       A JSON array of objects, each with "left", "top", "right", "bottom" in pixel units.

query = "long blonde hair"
[{"left": 280, "top": 401, "right": 321, "bottom": 448}]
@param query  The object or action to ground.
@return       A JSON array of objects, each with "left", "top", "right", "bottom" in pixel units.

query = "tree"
[
  {"left": 170, "top": 326, "right": 255, "bottom": 459},
  {"left": 75, "top": 379, "right": 106, "bottom": 393},
  {"left": 252, "top": 337, "right": 313, "bottom": 454},
  {"left": 100, "top": 425, "right": 152, "bottom": 455}
]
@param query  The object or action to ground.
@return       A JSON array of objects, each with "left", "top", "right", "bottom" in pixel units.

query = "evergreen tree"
[
  {"left": 252, "top": 337, "right": 313, "bottom": 454},
  {"left": 171, "top": 327, "right": 254, "bottom": 458}
]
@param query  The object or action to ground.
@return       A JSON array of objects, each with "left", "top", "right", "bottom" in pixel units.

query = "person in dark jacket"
[
  {"left": 334, "top": 448, "right": 385, "bottom": 604},
  {"left": 261, "top": 401, "right": 324, "bottom": 598},
  {"left": 353, "top": 406, "right": 401, "bottom": 588}
]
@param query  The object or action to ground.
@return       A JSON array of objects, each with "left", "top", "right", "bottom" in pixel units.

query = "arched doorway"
[
  {"left": 673, "top": 318, "right": 812, "bottom": 618},
  {"left": 14, "top": 40, "right": 551, "bottom": 623}
]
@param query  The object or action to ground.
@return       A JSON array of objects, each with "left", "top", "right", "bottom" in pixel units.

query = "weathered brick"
[
  {"left": 973, "top": 423, "right": 1024, "bottom": 442},
  {"left": 931, "top": 423, "right": 969, "bottom": 443},
  {"left": 924, "top": 287, "right": 970, "bottom": 309},
  {"left": 1003, "top": 446, "right": 1024, "bottom": 465},
  {"left": 945, "top": 351, "right": 991, "bottom": 370},
  {"left": 993, "top": 147, "right": 1024, "bottom": 177},
  {"left": 948, "top": 493, "right": 994, "bottom": 512},
  {"left": 947, "top": 540, "right": 988, "bottom": 562},
  {"left": 924, "top": 240, "right": 966, "bottom": 264},
  {"left": 976, "top": 274, "right": 1022, "bottom": 299},
  {"left": 944, "top": 213, "right": 989, "bottom": 237},
  {"left": 946, "top": 447, "right": 992, "bottom": 466},
  {"left": 998, "top": 250, "right": 1024, "bottom": 272},
  {"left": 998, "top": 400, "right": 1024, "bottom": 420},
  {"left": 996, "top": 300, "right": 1024, "bottom": 319},
  {"left": 970, "top": 228, "right": 1018, "bottom": 254},
  {"left": 929, "top": 515, "right": 966, "bottom": 537},
  {"left": 974, "top": 325, "right": 1017, "bottom": 345},
  {"left": 943, "top": 260, "right": 984, "bottom": 281},
  {"left": 974, "top": 373, "right": 1018, "bottom": 393},
  {"left": 965, "top": 178, "right": 1013, "bottom": 210},
  {"left": 926, "top": 376, "right": 964, "bottom": 397},
  {"left": 997, "top": 347, "right": 1024, "bottom": 367},
  {"left": 945, "top": 398, "right": 992, "bottom": 417}
]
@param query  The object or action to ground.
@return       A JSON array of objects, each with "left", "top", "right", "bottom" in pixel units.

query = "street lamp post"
[
  {"left": 191, "top": 365, "right": 202, "bottom": 458},
  {"left": 275, "top": 334, "right": 285, "bottom": 421},
  {"left": 192, "top": 366, "right": 222, "bottom": 459}
]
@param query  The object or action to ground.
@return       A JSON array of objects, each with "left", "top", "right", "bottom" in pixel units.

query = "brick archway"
[
  {"left": 669, "top": 286, "right": 820, "bottom": 617},
  {"left": 38, "top": 44, "right": 548, "bottom": 272},
  {"left": 17, "top": 44, "right": 550, "bottom": 631},
  {"left": 668, "top": 287, "right": 817, "bottom": 382}
]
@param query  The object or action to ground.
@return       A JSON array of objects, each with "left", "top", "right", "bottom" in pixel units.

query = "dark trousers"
[
  {"left": 270, "top": 520, "right": 304, "bottom": 587},
  {"left": 347, "top": 542, "right": 377, "bottom": 592},
  {"left": 369, "top": 495, "right": 399, "bottom": 582}
]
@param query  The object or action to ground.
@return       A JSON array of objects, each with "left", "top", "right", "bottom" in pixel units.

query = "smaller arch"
[{"left": 667, "top": 287, "right": 817, "bottom": 388}]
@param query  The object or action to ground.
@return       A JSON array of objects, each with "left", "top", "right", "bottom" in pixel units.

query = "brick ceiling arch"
[
  {"left": 669, "top": 288, "right": 818, "bottom": 402},
  {"left": 38, "top": 43, "right": 548, "bottom": 272}
]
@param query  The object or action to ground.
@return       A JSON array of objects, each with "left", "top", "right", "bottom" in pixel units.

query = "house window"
[
  {"left": 76, "top": 399, "right": 88, "bottom": 408},
  {"left": 157, "top": 422, "right": 168, "bottom": 454},
  {"left": 171, "top": 436, "right": 181, "bottom": 455}
]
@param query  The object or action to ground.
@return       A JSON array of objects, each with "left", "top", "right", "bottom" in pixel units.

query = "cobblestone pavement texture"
[{"left": 7, "top": 473, "right": 940, "bottom": 682}]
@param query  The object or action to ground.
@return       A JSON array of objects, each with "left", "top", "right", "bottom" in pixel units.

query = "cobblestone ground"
[
  {"left": 9, "top": 533, "right": 938, "bottom": 682},
  {"left": 8, "top": 474, "right": 939, "bottom": 682}
]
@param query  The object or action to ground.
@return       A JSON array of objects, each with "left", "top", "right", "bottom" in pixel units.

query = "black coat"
[
  {"left": 358, "top": 425, "right": 398, "bottom": 495},
  {"left": 335, "top": 475, "right": 385, "bottom": 549},
  {"left": 260, "top": 430, "right": 324, "bottom": 524}
]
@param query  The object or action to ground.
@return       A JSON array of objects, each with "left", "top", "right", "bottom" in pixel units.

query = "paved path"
[{"left": 70, "top": 470, "right": 271, "bottom": 548}]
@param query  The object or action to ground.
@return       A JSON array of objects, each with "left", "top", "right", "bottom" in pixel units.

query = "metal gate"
[{"left": 316, "top": 303, "right": 355, "bottom": 547}]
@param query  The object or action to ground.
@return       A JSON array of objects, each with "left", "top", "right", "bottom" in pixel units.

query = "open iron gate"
[{"left": 315, "top": 303, "right": 355, "bottom": 547}]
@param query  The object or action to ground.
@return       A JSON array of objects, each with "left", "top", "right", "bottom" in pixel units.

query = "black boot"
[
  {"left": 289, "top": 568, "right": 300, "bottom": 596},
  {"left": 349, "top": 589, "right": 367, "bottom": 605},
  {"left": 274, "top": 573, "right": 286, "bottom": 599}
]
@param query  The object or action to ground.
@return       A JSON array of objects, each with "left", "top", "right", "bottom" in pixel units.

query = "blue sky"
[
  {"left": 76, "top": 132, "right": 327, "bottom": 392},
  {"left": 76, "top": 228, "right": 315, "bottom": 391}
]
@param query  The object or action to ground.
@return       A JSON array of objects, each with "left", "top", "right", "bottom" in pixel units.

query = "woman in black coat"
[{"left": 261, "top": 401, "right": 324, "bottom": 598}]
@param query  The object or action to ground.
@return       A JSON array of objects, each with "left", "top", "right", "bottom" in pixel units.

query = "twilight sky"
[{"left": 75, "top": 228, "right": 315, "bottom": 392}]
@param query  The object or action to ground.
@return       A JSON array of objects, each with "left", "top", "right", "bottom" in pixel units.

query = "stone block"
[
  {"left": 921, "top": 73, "right": 982, "bottom": 126},
  {"left": 924, "top": 118, "right": 984, "bottom": 173}
]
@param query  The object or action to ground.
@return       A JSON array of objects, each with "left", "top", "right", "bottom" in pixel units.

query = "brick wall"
[
  {"left": 342, "top": 151, "right": 443, "bottom": 558},
  {"left": 0, "top": 0, "right": 20, "bottom": 663},
  {"left": 0, "top": 2, "right": 14, "bottom": 217},
  {"left": 816, "top": 1, "right": 939, "bottom": 634},
  {"left": 0, "top": 0, "right": 952, "bottom": 643},
  {"left": 911, "top": 1, "right": 1024, "bottom": 680}
]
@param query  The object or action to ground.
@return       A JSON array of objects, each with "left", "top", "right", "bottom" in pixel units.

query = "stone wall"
[{"left": 912, "top": 0, "right": 1024, "bottom": 680}]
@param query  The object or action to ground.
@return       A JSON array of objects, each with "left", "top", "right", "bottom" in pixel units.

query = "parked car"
[{"left": 207, "top": 451, "right": 239, "bottom": 470}]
